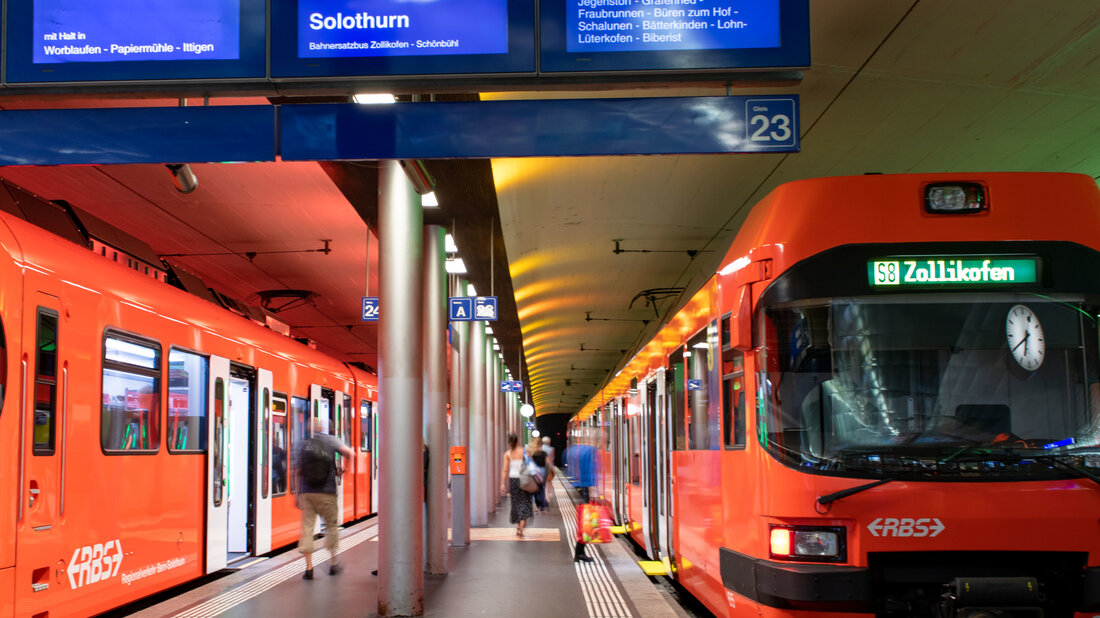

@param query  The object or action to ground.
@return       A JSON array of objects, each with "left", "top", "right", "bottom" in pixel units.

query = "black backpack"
[{"left": 300, "top": 438, "right": 331, "bottom": 486}]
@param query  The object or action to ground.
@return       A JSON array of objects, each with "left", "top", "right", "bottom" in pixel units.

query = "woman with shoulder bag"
[{"left": 501, "top": 434, "right": 534, "bottom": 537}]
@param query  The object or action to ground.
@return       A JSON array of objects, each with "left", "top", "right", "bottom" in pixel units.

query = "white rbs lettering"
[
  {"left": 866, "top": 517, "right": 944, "bottom": 538},
  {"left": 68, "top": 539, "right": 123, "bottom": 589}
]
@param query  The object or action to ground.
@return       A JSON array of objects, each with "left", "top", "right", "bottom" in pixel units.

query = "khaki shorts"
[{"left": 298, "top": 492, "right": 340, "bottom": 555}]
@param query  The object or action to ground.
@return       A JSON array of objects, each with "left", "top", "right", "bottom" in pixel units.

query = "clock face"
[{"left": 1005, "top": 304, "right": 1045, "bottom": 371}]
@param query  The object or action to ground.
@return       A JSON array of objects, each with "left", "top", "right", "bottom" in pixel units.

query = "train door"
[
  {"left": 205, "top": 355, "right": 230, "bottom": 573},
  {"left": 19, "top": 294, "right": 64, "bottom": 564},
  {"left": 254, "top": 368, "right": 273, "bottom": 555},
  {"left": 357, "top": 399, "right": 373, "bottom": 517},
  {"left": 659, "top": 367, "right": 675, "bottom": 574},
  {"left": 309, "top": 385, "right": 343, "bottom": 523},
  {"left": 371, "top": 401, "right": 380, "bottom": 513},
  {"left": 615, "top": 398, "right": 629, "bottom": 524},
  {"left": 226, "top": 365, "right": 255, "bottom": 563},
  {"left": 640, "top": 376, "right": 657, "bottom": 557},
  {"left": 341, "top": 392, "right": 353, "bottom": 520}
]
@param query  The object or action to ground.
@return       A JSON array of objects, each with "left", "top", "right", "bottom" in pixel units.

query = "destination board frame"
[
  {"left": 538, "top": 0, "right": 809, "bottom": 73},
  {"left": 269, "top": 0, "right": 536, "bottom": 78},
  {"left": 4, "top": 0, "right": 267, "bottom": 83}
]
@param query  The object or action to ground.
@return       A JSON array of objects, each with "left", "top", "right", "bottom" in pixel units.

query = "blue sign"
[
  {"left": 6, "top": 0, "right": 267, "bottom": 82},
  {"left": 540, "top": 0, "right": 809, "bottom": 73},
  {"left": 297, "top": 0, "right": 508, "bottom": 58},
  {"left": 474, "top": 297, "right": 498, "bottom": 321},
  {"left": 525, "top": 422, "right": 536, "bottom": 429},
  {"left": 361, "top": 297, "right": 379, "bottom": 321},
  {"left": 280, "top": 96, "right": 801, "bottom": 160},
  {"left": 500, "top": 380, "right": 523, "bottom": 392},
  {"left": 687, "top": 379, "right": 703, "bottom": 391},
  {"left": 449, "top": 296, "right": 499, "bottom": 321},
  {"left": 567, "top": 0, "right": 780, "bottom": 54},
  {"left": 270, "top": 0, "right": 535, "bottom": 77}
]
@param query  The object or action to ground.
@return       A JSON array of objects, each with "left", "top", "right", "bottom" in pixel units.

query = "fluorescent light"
[
  {"left": 485, "top": 326, "right": 493, "bottom": 334},
  {"left": 422, "top": 192, "right": 439, "bottom": 207},
  {"left": 445, "top": 234, "right": 458, "bottom": 253},
  {"left": 353, "top": 93, "right": 396, "bottom": 104},
  {"left": 466, "top": 283, "right": 477, "bottom": 296},
  {"left": 445, "top": 258, "right": 467, "bottom": 274}
]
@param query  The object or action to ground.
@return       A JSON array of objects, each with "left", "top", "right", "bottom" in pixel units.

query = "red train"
[
  {"left": 572, "top": 173, "right": 1100, "bottom": 617},
  {"left": 0, "top": 185, "right": 379, "bottom": 616}
]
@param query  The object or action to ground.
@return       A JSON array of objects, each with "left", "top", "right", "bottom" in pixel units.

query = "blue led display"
[
  {"left": 271, "top": 0, "right": 535, "bottom": 77},
  {"left": 298, "top": 0, "right": 509, "bottom": 58},
  {"left": 32, "top": 0, "right": 240, "bottom": 63},
  {"left": 566, "top": 0, "right": 780, "bottom": 53},
  {"left": 5, "top": 0, "right": 266, "bottom": 82},
  {"left": 540, "top": 0, "right": 808, "bottom": 73}
]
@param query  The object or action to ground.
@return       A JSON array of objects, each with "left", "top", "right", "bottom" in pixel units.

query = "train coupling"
[{"left": 939, "top": 577, "right": 1044, "bottom": 618}]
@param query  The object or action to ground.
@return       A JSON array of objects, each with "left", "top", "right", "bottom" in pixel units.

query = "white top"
[{"left": 508, "top": 457, "right": 524, "bottom": 478}]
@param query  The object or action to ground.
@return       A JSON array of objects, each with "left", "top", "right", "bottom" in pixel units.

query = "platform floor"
[{"left": 123, "top": 477, "right": 691, "bottom": 618}]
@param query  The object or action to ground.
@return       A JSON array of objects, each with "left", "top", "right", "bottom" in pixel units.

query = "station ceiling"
[{"left": 0, "top": 1, "right": 1098, "bottom": 420}]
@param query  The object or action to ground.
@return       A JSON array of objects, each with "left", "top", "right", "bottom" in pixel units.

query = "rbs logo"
[
  {"left": 68, "top": 540, "right": 124, "bottom": 589},
  {"left": 867, "top": 517, "right": 944, "bottom": 538}
]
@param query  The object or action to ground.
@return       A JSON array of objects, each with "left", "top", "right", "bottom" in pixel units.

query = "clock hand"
[{"left": 1012, "top": 330, "right": 1030, "bottom": 353}]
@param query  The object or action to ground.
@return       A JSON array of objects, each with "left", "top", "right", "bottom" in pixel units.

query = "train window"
[
  {"left": 343, "top": 393, "right": 353, "bottom": 448},
  {"left": 167, "top": 349, "right": 208, "bottom": 453},
  {"left": 686, "top": 322, "right": 721, "bottom": 451},
  {"left": 721, "top": 313, "right": 732, "bottom": 351},
  {"left": 629, "top": 415, "right": 640, "bottom": 486},
  {"left": 101, "top": 333, "right": 161, "bottom": 453},
  {"left": 723, "top": 356, "right": 746, "bottom": 449},
  {"left": 360, "top": 399, "right": 372, "bottom": 451},
  {"left": 262, "top": 387, "right": 271, "bottom": 499},
  {"left": 33, "top": 309, "right": 58, "bottom": 455},
  {"left": 272, "top": 393, "right": 288, "bottom": 496},
  {"left": 669, "top": 360, "right": 686, "bottom": 451},
  {"left": 213, "top": 378, "right": 225, "bottom": 506},
  {"left": 289, "top": 396, "right": 309, "bottom": 493}
]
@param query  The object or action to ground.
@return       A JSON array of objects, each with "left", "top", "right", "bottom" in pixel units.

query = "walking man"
[{"left": 297, "top": 416, "right": 354, "bottom": 580}]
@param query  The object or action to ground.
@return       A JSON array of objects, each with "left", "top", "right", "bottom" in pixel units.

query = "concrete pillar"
[
  {"left": 468, "top": 319, "right": 487, "bottom": 526},
  {"left": 378, "top": 161, "right": 424, "bottom": 617},
  {"left": 449, "top": 297, "right": 469, "bottom": 546},
  {"left": 422, "top": 226, "right": 448, "bottom": 574}
]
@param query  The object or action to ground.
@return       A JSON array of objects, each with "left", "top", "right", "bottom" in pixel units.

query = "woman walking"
[{"left": 501, "top": 433, "right": 533, "bottom": 537}]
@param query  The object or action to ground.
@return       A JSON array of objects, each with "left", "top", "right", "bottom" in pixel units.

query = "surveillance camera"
[{"left": 166, "top": 163, "right": 198, "bottom": 194}]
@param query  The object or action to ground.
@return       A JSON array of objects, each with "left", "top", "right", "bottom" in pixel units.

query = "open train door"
[
  {"left": 309, "top": 385, "right": 343, "bottom": 526},
  {"left": 254, "top": 368, "right": 273, "bottom": 555},
  {"left": 658, "top": 367, "right": 675, "bottom": 574},
  {"left": 640, "top": 375, "right": 657, "bottom": 558},
  {"left": 205, "top": 355, "right": 230, "bottom": 573}
]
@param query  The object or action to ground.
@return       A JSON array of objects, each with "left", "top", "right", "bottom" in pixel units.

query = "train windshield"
[{"left": 761, "top": 293, "right": 1100, "bottom": 480}]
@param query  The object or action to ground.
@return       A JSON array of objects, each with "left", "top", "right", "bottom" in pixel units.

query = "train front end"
[{"left": 721, "top": 175, "right": 1100, "bottom": 617}]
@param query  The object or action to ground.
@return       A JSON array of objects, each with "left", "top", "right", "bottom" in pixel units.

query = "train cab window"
[
  {"left": 101, "top": 334, "right": 160, "bottom": 453},
  {"left": 272, "top": 393, "right": 288, "bottom": 496},
  {"left": 360, "top": 399, "right": 372, "bottom": 451},
  {"left": 167, "top": 349, "right": 208, "bottom": 453},
  {"left": 33, "top": 309, "right": 58, "bottom": 455},
  {"left": 686, "top": 322, "right": 721, "bottom": 451},
  {"left": 289, "top": 396, "right": 309, "bottom": 493}
]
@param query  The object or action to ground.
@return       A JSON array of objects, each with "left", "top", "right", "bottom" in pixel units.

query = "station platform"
[{"left": 121, "top": 476, "right": 691, "bottom": 618}]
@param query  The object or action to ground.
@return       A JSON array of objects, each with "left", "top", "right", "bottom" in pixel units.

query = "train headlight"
[
  {"left": 924, "top": 182, "right": 986, "bottom": 214},
  {"left": 768, "top": 525, "right": 846, "bottom": 563}
]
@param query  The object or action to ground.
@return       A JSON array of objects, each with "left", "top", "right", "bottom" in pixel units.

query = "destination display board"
[
  {"left": 270, "top": 0, "right": 535, "bottom": 77},
  {"left": 539, "top": 0, "right": 809, "bottom": 73},
  {"left": 5, "top": 0, "right": 267, "bottom": 82},
  {"left": 868, "top": 256, "right": 1041, "bottom": 288}
]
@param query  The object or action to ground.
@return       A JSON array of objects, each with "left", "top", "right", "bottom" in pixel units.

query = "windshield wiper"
[
  {"left": 816, "top": 444, "right": 973, "bottom": 507},
  {"left": 1031, "top": 454, "right": 1100, "bottom": 488}
]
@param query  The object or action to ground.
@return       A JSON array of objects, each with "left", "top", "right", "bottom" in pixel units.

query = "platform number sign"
[
  {"left": 449, "top": 296, "right": 499, "bottom": 321},
  {"left": 746, "top": 98, "right": 798, "bottom": 149},
  {"left": 362, "top": 297, "right": 379, "bottom": 321}
]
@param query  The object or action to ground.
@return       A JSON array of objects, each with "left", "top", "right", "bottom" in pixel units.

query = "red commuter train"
[
  {"left": 571, "top": 173, "right": 1100, "bottom": 617},
  {"left": 0, "top": 190, "right": 380, "bottom": 616}
]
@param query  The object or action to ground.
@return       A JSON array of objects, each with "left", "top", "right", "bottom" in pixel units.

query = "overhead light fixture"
[
  {"left": 520, "top": 403, "right": 534, "bottom": 418},
  {"left": 445, "top": 258, "right": 467, "bottom": 274},
  {"left": 485, "top": 326, "right": 493, "bottom": 334},
  {"left": 467, "top": 283, "right": 477, "bottom": 296},
  {"left": 445, "top": 234, "right": 458, "bottom": 253},
  {"left": 493, "top": 343, "right": 500, "bottom": 351},
  {"left": 166, "top": 164, "right": 198, "bottom": 194},
  {"left": 353, "top": 93, "right": 396, "bottom": 104},
  {"left": 422, "top": 192, "right": 439, "bottom": 207}
]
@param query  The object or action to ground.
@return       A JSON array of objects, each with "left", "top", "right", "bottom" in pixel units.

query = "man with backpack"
[{"left": 297, "top": 416, "right": 354, "bottom": 580}]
